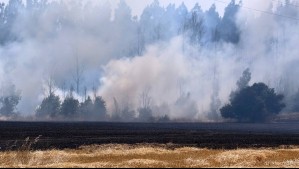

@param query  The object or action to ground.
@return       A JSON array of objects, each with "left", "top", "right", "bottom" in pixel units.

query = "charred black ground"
[{"left": 1, "top": 122, "right": 299, "bottom": 151}]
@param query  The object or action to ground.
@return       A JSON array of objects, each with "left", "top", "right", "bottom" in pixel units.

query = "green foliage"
[
  {"left": 221, "top": 83, "right": 285, "bottom": 122},
  {"left": 0, "top": 94, "right": 21, "bottom": 117},
  {"left": 0, "top": 84, "right": 21, "bottom": 118},
  {"left": 80, "top": 96, "right": 107, "bottom": 120},
  {"left": 36, "top": 94, "right": 61, "bottom": 119},
  {"left": 79, "top": 96, "right": 93, "bottom": 118},
  {"left": 60, "top": 96, "right": 79, "bottom": 118},
  {"left": 93, "top": 96, "right": 107, "bottom": 119}
]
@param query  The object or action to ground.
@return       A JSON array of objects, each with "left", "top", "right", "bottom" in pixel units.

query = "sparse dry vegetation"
[{"left": 0, "top": 144, "right": 299, "bottom": 168}]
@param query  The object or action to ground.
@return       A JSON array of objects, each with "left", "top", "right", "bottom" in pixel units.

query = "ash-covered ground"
[{"left": 1, "top": 122, "right": 299, "bottom": 151}]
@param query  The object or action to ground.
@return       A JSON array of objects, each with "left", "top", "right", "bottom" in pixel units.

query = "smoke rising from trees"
[{"left": 0, "top": 0, "right": 298, "bottom": 122}]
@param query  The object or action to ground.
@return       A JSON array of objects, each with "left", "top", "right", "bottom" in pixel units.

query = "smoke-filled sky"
[
  {"left": 0, "top": 0, "right": 278, "bottom": 16},
  {"left": 0, "top": 0, "right": 298, "bottom": 121},
  {"left": 1, "top": 0, "right": 221, "bottom": 15}
]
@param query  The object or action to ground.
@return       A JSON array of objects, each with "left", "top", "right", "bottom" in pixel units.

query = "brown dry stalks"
[{"left": 0, "top": 144, "right": 299, "bottom": 168}]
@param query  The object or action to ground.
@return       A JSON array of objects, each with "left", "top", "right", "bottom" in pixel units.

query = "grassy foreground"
[{"left": 0, "top": 144, "right": 299, "bottom": 168}]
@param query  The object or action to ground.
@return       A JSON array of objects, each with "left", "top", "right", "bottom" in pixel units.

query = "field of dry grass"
[{"left": 1, "top": 144, "right": 299, "bottom": 168}]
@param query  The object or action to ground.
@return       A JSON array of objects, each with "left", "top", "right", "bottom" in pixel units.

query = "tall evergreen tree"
[
  {"left": 217, "top": 0, "right": 241, "bottom": 43},
  {"left": 60, "top": 86, "right": 79, "bottom": 119},
  {"left": 93, "top": 96, "right": 107, "bottom": 119},
  {"left": 0, "top": 84, "right": 21, "bottom": 118},
  {"left": 36, "top": 93, "right": 61, "bottom": 119}
]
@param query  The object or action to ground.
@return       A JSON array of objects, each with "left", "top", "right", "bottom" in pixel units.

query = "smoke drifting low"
[
  {"left": 99, "top": 38, "right": 242, "bottom": 121},
  {"left": 0, "top": 0, "right": 298, "bottom": 121}
]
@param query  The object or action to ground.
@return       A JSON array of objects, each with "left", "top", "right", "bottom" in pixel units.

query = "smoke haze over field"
[{"left": 0, "top": 0, "right": 298, "bottom": 121}]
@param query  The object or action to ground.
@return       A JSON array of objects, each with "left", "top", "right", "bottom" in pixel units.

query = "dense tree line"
[
  {"left": 35, "top": 87, "right": 107, "bottom": 121},
  {"left": 0, "top": 0, "right": 241, "bottom": 51},
  {"left": 0, "top": 71, "right": 291, "bottom": 122},
  {"left": 33, "top": 86, "right": 172, "bottom": 122}
]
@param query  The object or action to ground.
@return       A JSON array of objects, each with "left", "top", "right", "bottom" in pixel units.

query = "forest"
[{"left": 0, "top": 0, "right": 298, "bottom": 122}]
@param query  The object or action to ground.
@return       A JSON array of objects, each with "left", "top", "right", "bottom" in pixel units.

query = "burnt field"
[{"left": 1, "top": 122, "right": 299, "bottom": 151}]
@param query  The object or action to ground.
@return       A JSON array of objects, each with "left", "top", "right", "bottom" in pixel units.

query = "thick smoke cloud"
[
  {"left": 0, "top": 0, "right": 298, "bottom": 121},
  {"left": 99, "top": 38, "right": 243, "bottom": 121}
]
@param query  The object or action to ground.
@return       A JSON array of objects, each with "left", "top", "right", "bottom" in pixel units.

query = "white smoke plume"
[{"left": 99, "top": 38, "right": 243, "bottom": 121}]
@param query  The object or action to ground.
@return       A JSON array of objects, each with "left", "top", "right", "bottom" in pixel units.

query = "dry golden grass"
[{"left": 1, "top": 144, "right": 299, "bottom": 168}]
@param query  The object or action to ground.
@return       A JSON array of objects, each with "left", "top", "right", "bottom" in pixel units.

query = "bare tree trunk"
[
  {"left": 140, "top": 88, "right": 152, "bottom": 109},
  {"left": 84, "top": 86, "right": 87, "bottom": 102},
  {"left": 73, "top": 51, "right": 84, "bottom": 96},
  {"left": 61, "top": 81, "right": 66, "bottom": 99},
  {"left": 46, "top": 76, "right": 56, "bottom": 97},
  {"left": 92, "top": 86, "right": 97, "bottom": 100}
]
